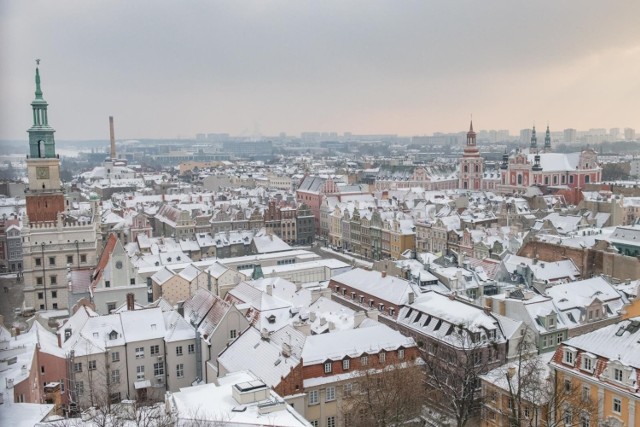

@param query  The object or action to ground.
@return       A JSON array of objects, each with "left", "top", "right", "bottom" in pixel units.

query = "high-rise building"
[
  {"left": 625, "top": 128, "right": 636, "bottom": 141},
  {"left": 21, "top": 62, "right": 100, "bottom": 312},
  {"left": 563, "top": 128, "right": 577, "bottom": 143},
  {"left": 519, "top": 128, "right": 532, "bottom": 145}
]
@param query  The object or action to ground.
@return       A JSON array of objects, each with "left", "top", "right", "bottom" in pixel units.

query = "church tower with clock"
[
  {"left": 25, "top": 61, "right": 65, "bottom": 222},
  {"left": 21, "top": 62, "right": 101, "bottom": 313}
]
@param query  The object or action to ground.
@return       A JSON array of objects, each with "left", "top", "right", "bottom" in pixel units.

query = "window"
[
  {"left": 176, "top": 346, "right": 183, "bottom": 356},
  {"left": 557, "top": 333, "right": 563, "bottom": 345},
  {"left": 76, "top": 381, "right": 84, "bottom": 396},
  {"left": 582, "top": 356, "right": 593, "bottom": 372},
  {"left": 324, "top": 362, "right": 332, "bottom": 374},
  {"left": 308, "top": 390, "right": 319, "bottom": 405},
  {"left": 327, "top": 416, "right": 336, "bottom": 427},
  {"left": 81, "top": 254, "right": 87, "bottom": 263},
  {"left": 136, "top": 365, "right": 145, "bottom": 380},
  {"left": 88, "top": 360, "right": 97, "bottom": 371},
  {"left": 67, "top": 255, "right": 73, "bottom": 264},
  {"left": 176, "top": 364, "right": 184, "bottom": 378},
  {"left": 52, "top": 303, "right": 58, "bottom": 309},
  {"left": 582, "top": 385, "right": 590, "bottom": 401},
  {"left": 188, "top": 344, "right": 195, "bottom": 354},
  {"left": 135, "top": 347, "right": 144, "bottom": 359},
  {"left": 150, "top": 345, "right": 160, "bottom": 356},
  {"left": 326, "top": 386, "right": 336, "bottom": 401},
  {"left": 564, "top": 379, "right": 571, "bottom": 392},
  {"left": 342, "top": 359, "right": 350, "bottom": 370},
  {"left": 379, "top": 352, "right": 386, "bottom": 364},
  {"left": 50, "top": 275, "right": 57, "bottom": 285},
  {"left": 130, "top": 278, "right": 135, "bottom": 285},
  {"left": 563, "top": 408, "right": 572, "bottom": 424},
  {"left": 613, "top": 397, "right": 622, "bottom": 414},
  {"left": 36, "top": 277, "right": 43, "bottom": 285},
  {"left": 41, "top": 366, "right": 45, "bottom": 374},
  {"left": 49, "top": 257, "right": 55, "bottom": 266},
  {"left": 51, "top": 291, "right": 57, "bottom": 298},
  {"left": 473, "top": 352, "right": 482, "bottom": 366},
  {"left": 361, "top": 355, "right": 368, "bottom": 366},
  {"left": 614, "top": 368, "right": 623, "bottom": 382},
  {"left": 35, "top": 258, "right": 41, "bottom": 267},
  {"left": 105, "top": 281, "right": 111, "bottom": 288},
  {"left": 38, "top": 292, "right": 43, "bottom": 300},
  {"left": 230, "top": 329, "right": 237, "bottom": 340},
  {"left": 73, "top": 362, "right": 82, "bottom": 373},
  {"left": 398, "top": 349, "right": 405, "bottom": 359},
  {"left": 344, "top": 383, "right": 353, "bottom": 397},
  {"left": 310, "top": 421, "right": 319, "bottom": 427},
  {"left": 107, "top": 302, "right": 116, "bottom": 313},
  {"left": 580, "top": 413, "right": 590, "bottom": 427},
  {"left": 111, "top": 351, "right": 120, "bottom": 362},
  {"left": 563, "top": 349, "right": 575, "bottom": 365},
  {"left": 154, "top": 362, "right": 164, "bottom": 376},
  {"left": 111, "top": 369, "right": 120, "bottom": 384}
]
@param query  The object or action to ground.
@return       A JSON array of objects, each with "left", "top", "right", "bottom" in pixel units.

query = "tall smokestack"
[{"left": 109, "top": 116, "right": 116, "bottom": 159}]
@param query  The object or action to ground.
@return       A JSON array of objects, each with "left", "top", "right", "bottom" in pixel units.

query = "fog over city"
[{"left": 1, "top": 0, "right": 640, "bottom": 140}]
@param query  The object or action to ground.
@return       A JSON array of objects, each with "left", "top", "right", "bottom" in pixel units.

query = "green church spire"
[
  {"left": 35, "top": 59, "right": 43, "bottom": 99},
  {"left": 28, "top": 60, "right": 56, "bottom": 159}
]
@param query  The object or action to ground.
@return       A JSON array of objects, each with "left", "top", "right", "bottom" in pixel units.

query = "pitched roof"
[{"left": 91, "top": 233, "right": 118, "bottom": 286}]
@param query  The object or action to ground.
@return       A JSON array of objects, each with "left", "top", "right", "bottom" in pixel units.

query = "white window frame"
[
  {"left": 308, "top": 389, "right": 319, "bottom": 405},
  {"left": 176, "top": 363, "right": 184, "bottom": 378},
  {"left": 342, "top": 359, "right": 350, "bottom": 370},
  {"left": 613, "top": 367, "right": 624, "bottom": 382},
  {"left": 135, "top": 347, "right": 145, "bottom": 359},
  {"left": 563, "top": 348, "right": 576, "bottom": 365},
  {"left": 136, "top": 365, "right": 145, "bottom": 380},
  {"left": 324, "top": 362, "right": 332, "bottom": 374},
  {"left": 361, "top": 355, "right": 368, "bottom": 366},
  {"left": 111, "top": 369, "right": 120, "bottom": 384},
  {"left": 613, "top": 397, "right": 622, "bottom": 414},
  {"left": 326, "top": 386, "right": 336, "bottom": 402},
  {"left": 176, "top": 346, "right": 183, "bottom": 356}
]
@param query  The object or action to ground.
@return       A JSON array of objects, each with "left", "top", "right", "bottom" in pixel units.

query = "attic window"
[
  {"left": 109, "top": 331, "right": 118, "bottom": 340},
  {"left": 267, "top": 315, "right": 276, "bottom": 324},
  {"left": 434, "top": 319, "right": 442, "bottom": 331},
  {"left": 563, "top": 347, "right": 577, "bottom": 366},
  {"left": 151, "top": 324, "right": 157, "bottom": 330}
]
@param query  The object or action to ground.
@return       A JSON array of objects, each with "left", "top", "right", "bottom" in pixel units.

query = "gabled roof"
[
  {"left": 301, "top": 323, "right": 415, "bottom": 366},
  {"left": 91, "top": 233, "right": 118, "bottom": 286},
  {"left": 330, "top": 268, "right": 413, "bottom": 306}
]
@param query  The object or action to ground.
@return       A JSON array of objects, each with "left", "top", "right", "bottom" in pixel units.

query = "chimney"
[
  {"left": 126, "top": 293, "right": 135, "bottom": 311},
  {"left": 260, "top": 328, "right": 270, "bottom": 341},
  {"left": 448, "top": 293, "right": 456, "bottom": 301},
  {"left": 109, "top": 116, "right": 116, "bottom": 159},
  {"left": 282, "top": 342, "right": 292, "bottom": 358},
  {"left": 408, "top": 292, "right": 415, "bottom": 304},
  {"left": 266, "top": 284, "right": 273, "bottom": 296},
  {"left": 381, "top": 271, "right": 387, "bottom": 278},
  {"left": 353, "top": 310, "right": 366, "bottom": 328},
  {"left": 483, "top": 306, "right": 491, "bottom": 315},
  {"left": 507, "top": 366, "right": 516, "bottom": 379}
]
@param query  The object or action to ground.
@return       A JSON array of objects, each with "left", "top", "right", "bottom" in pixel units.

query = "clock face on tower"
[{"left": 36, "top": 166, "right": 50, "bottom": 179}]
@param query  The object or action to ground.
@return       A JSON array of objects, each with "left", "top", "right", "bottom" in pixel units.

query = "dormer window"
[
  {"left": 547, "top": 315, "right": 556, "bottom": 330},
  {"left": 563, "top": 347, "right": 577, "bottom": 366},
  {"left": 613, "top": 367, "right": 624, "bottom": 382},
  {"left": 109, "top": 330, "right": 118, "bottom": 340},
  {"left": 581, "top": 354, "right": 595, "bottom": 373}
]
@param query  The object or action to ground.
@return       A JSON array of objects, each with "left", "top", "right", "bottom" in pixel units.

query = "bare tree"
[
  {"left": 340, "top": 359, "right": 426, "bottom": 427},
  {"left": 422, "top": 323, "right": 500, "bottom": 427},
  {"left": 481, "top": 330, "right": 602, "bottom": 427}
]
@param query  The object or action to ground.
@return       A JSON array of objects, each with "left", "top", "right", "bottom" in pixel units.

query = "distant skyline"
[{"left": 1, "top": 1, "right": 639, "bottom": 141}]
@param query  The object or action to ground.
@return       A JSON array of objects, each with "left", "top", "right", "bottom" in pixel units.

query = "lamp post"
[{"left": 41, "top": 242, "right": 48, "bottom": 310}]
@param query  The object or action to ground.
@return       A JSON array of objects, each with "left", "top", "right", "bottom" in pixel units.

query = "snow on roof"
[
  {"left": 560, "top": 317, "right": 640, "bottom": 368},
  {"left": 151, "top": 266, "right": 176, "bottom": 286},
  {"left": 331, "top": 268, "right": 413, "bottom": 306},
  {"left": 178, "top": 264, "right": 201, "bottom": 282},
  {"left": 120, "top": 308, "right": 166, "bottom": 342},
  {"left": 0, "top": 403, "right": 54, "bottom": 427},
  {"left": 167, "top": 370, "right": 310, "bottom": 427},
  {"left": 252, "top": 232, "right": 292, "bottom": 254},
  {"left": 218, "top": 328, "right": 300, "bottom": 387},
  {"left": 301, "top": 323, "right": 414, "bottom": 365},
  {"left": 163, "top": 310, "right": 196, "bottom": 342}
]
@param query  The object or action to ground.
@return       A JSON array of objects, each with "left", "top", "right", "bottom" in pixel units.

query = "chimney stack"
[
  {"left": 126, "top": 293, "right": 135, "bottom": 311},
  {"left": 109, "top": 116, "right": 116, "bottom": 159},
  {"left": 381, "top": 271, "right": 387, "bottom": 278}
]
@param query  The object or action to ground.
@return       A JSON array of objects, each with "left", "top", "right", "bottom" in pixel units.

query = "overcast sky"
[{"left": 1, "top": 1, "right": 639, "bottom": 140}]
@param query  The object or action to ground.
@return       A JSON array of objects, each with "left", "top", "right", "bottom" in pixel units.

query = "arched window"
[
  {"left": 464, "top": 165, "right": 468, "bottom": 173},
  {"left": 38, "top": 140, "right": 44, "bottom": 158},
  {"left": 517, "top": 175, "right": 523, "bottom": 185},
  {"left": 475, "top": 165, "right": 479, "bottom": 173}
]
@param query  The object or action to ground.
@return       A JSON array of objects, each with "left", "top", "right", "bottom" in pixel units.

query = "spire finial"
[
  {"left": 35, "top": 59, "right": 43, "bottom": 99},
  {"left": 469, "top": 114, "right": 474, "bottom": 132}
]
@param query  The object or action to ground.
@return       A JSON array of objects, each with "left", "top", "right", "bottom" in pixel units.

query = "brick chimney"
[
  {"left": 126, "top": 293, "right": 135, "bottom": 311},
  {"left": 381, "top": 271, "right": 387, "bottom": 278}
]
